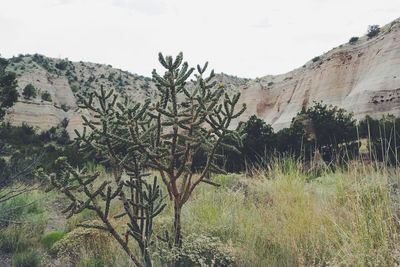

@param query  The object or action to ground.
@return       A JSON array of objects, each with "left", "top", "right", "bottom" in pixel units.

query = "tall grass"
[
  {"left": 162, "top": 159, "right": 400, "bottom": 266},
  {"left": 2, "top": 161, "right": 398, "bottom": 266},
  {"left": 0, "top": 190, "right": 47, "bottom": 253}
]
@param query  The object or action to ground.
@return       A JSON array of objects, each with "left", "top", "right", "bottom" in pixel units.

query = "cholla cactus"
[
  {"left": 48, "top": 157, "right": 164, "bottom": 267},
  {"left": 48, "top": 86, "right": 166, "bottom": 267},
  {"left": 148, "top": 52, "right": 246, "bottom": 247},
  {"left": 53, "top": 52, "right": 245, "bottom": 265}
]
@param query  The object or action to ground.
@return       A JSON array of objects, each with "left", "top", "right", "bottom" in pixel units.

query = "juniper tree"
[
  {"left": 22, "top": 83, "right": 37, "bottom": 99},
  {"left": 367, "top": 25, "right": 380, "bottom": 38},
  {"left": 47, "top": 88, "right": 166, "bottom": 267},
  {"left": 0, "top": 57, "right": 31, "bottom": 204},
  {"left": 0, "top": 57, "right": 18, "bottom": 119}
]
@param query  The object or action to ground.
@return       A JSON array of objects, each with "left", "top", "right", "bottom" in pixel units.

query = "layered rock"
[
  {"left": 4, "top": 55, "right": 156, "bottom": 136},
  {"left": 235, "top": 18, "right": 400, "bottom": 129},
  {"left": 3, "top": 17, "right": 400, "bottom": 133}
]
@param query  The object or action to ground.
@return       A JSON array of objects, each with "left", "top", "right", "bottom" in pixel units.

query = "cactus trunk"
[{"left": 174, "top": 201, "right": 183, "bottom": 248}]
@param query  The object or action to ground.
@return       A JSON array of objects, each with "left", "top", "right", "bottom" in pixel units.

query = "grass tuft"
[{"left": 11, "top": 250, "right": 42, "bottom": 267}]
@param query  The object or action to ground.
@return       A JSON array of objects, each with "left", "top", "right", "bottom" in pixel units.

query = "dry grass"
[
  {"left": 2, "top": 160, "right": 400, "bottom": 266},
  {"left": 173, "top": 160, "right": 400, "bottom": 266}
]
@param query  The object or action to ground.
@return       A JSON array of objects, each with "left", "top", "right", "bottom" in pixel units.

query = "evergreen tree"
[
  {"left": 0, "top": 57, "right": 18, "bottom": 119},
  {"left": 299, "top": 102, "right": 357, "bottom": 149},
  {"left": 22, "top": 83, "right": 37, "bottom": 99},
  {"left": 217, "top": 115, "right": 274, "bottom": 172},
  {"left": 241, "top": 115, "right": 274, "bottom": 167},
  {"left": 41, "top": 91, "right": 52, "bottom": 102},
  {"left": 367, "top": 25, "right": 380, "bottom": 38},
  {"left": 283, "top": 102, "right": 357, "bottom": 162},
  {"left": 0, "top": 57, "right": 33, "bottom": 204}
]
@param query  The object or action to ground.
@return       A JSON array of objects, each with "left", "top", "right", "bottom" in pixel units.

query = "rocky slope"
[
  {"left": 4, "top": 54, "right": 157, "bottom": 135},
  {"left": 237, "top": 17, "right": 400, "bottom": 130},
  {"left": 3, "top": 17, "right": 400, "bottom": 133}
]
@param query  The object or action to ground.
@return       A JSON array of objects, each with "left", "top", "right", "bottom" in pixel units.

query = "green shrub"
[
  {"left": 157, "top": 234, "right": 235, "bottom": 267},
  {"left": 10, "top": 55, "right": 24, "bottom": 63},
  {"left": 209, "top": 101, "right": 359, "bottom": 172},
  {"left": 141, "top": 81, "right": 150, "bottom": 90},
  {"left": 11, "top": 250, "right": 41, "bottom": 267},
  {"left": 52, "top": 226, "right": 115, "bottom": 265},
  {"left": 0, "top": 121, "right": 85, "bottom": 173},
  {"left": 367, "top": 25, "right": 380, "bottom": 38},
  {"left": 349, "top": 36, "right": 359, "bottom": 44},
  {"left": 32, "top": 54, "right": 54, "bottom": 73},
  {"left": 55, "top": 60, "right": 69, "bottom": 70},
  {"left": 61, "top": 104, "right": 69, "bottom": 112},
  {"left": 0, "top": 58, "right": 18, "bottom": 119},
  {"left": 107, "top": 73, "right": 115, "bottom": 82},
  {"left": 312, "top": 56, "right": 320, "bottom": 62},
  {"left": 22, "top": 84, "right": 37, "bottom": 99},
  {"left": 41, "top": 91, "right": 52, "bottom": 102},
  {"left": 71, "top": 84, "right": 79, "bottom": 93},
  {"left": 41, "top": 231, "right": 66, "bottom": 251}
]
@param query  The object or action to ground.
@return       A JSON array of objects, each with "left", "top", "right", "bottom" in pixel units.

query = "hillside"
[
  {"left": 3, "top": 17, "right": 400, "bottom": 133},
  {"left": 238, "top": 17, "right": 400, "bottom": 129},
  {"left": 3, "top": 54, "right": 157, "bottom": 135}
]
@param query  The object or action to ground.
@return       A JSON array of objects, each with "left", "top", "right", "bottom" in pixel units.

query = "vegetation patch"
[
  {"left": 11, "top": 250, "right": 42, "bottom": 267},
  {"left": 367, "top": 25, "right": 380, "bottom": 38},
  {"left": 312, "top": 56, "right": 321, "bottom": 62},
  {"left": 22, "top": 84, "right": 37, "bottom": 99},
  {"left": 41, "top": 91, "right": 52, "bottom": 102},
  {"left": 349, "top": 36, "right": 359, "bottom": 44},
  {"left": 41, "top": 231, "right": 66, "bottom": 251}
]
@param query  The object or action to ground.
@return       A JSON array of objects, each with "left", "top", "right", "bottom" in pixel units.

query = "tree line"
[{"left": 215, "top": 102, "right": 400, "bottom": 173}]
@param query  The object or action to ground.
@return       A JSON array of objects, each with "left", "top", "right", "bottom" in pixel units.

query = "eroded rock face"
[
  {"left": 234, "top": 18, "right": 400, "bottom": 130},
  {"left": 4, "top": 18, "right": 400, "bottom": 134},
  {"left": 4, "top": 56, "right": 156, "bottom": 136}
]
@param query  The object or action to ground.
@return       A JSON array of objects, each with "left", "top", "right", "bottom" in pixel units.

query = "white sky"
[{"left": 1, "top": 0, "right": 399, "bottom": 78}]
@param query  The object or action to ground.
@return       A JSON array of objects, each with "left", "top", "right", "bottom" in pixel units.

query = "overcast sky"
[{"left": 1, "top": 0, "right": 399, "bottom": 78}]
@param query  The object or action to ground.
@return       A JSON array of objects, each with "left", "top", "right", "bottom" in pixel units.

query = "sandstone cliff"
[
  {"left": 3, "top": 18, "right": 400, "bottom": 133},
  {"left": 236, "top": 18, "right": 400, "bottom": 129}
]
